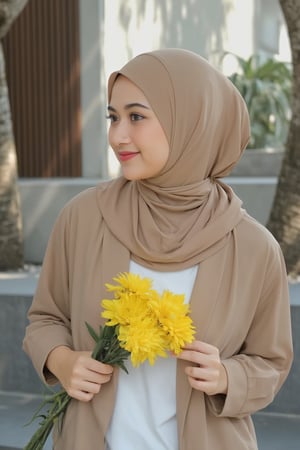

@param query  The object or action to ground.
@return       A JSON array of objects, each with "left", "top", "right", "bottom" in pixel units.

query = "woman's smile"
[{"left": 118, "top": 151, "right": 140, "bottom": 162}]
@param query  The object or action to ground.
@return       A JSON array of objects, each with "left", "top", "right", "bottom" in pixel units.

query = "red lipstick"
[{"left": 119, "top": 152, "right": 139, "bottom": 162}]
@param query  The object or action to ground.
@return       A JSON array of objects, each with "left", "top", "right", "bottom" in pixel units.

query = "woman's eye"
[
  {"left": 130, "top": 113, "right": 144, "bottom": 122},
  {"left": 106, "top": 114, "right": 118, "bottom": 123}
]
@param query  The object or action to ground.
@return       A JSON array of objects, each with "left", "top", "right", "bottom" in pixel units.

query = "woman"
[{"left": 23, "top": 49, "right": 293, "bottom": 450}]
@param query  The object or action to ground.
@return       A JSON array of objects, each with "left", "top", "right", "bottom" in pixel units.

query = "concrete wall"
[{"left": 19, "top": 178, "right": 100, "bottom": 264}]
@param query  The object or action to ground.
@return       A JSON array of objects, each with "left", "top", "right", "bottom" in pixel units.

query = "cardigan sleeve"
[
  {"left": 206, "top": 239, "right": 293, "bottom": 418},
  {"left": 23, "top": 202, "right": 74, "bottom": 385}
]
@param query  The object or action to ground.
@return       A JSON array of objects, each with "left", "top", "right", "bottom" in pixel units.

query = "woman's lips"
[{"left": 118, "top": 152, "right": 139, "bottom": 162}]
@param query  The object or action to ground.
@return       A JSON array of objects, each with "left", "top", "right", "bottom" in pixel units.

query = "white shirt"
[{"left": 105, "top": 260, "right": 198, "bottom": 450}]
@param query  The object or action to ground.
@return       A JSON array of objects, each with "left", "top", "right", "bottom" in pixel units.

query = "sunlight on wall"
[
  {"left": 279, "top": 23, "right": 291, "bottom": 62},
  {"left": 221, "top": 0, "right": 254, "bottom": 75},
  {"left": 105, "top": 0, "right": 166, "bottom": 177},
  {"left": 104, "top": 0, "right": 165, "bottom": 73}
]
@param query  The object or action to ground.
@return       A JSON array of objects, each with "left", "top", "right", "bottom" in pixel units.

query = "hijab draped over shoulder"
[{"left": 97, "top": 48, "right": 250, "bottom": 270}]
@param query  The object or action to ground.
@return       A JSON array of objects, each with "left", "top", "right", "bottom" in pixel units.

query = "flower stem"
[{"left": 24, "top": 391, "right": 71, "bottom": 450}]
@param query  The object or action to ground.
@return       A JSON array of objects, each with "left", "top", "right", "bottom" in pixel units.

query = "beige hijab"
[{"left": 97, "top": 49, "right": 250, "bottom": 270}]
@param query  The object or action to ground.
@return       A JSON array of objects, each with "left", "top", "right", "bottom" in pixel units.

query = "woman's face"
[{"left": 107, "top": 76, "right": 169, "bottom": 181}]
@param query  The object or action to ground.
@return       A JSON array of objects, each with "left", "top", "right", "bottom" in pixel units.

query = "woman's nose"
[{"left": 109, "top": 120, "right": 131, "bottom": 146}]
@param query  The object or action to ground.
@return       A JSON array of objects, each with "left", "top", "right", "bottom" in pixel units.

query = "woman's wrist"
[
  {"left": 46, "top": 345, "right": 73, "bottom": 378},
  {"left": 216, "top": 363, "right": 228, "bottom": 395}
]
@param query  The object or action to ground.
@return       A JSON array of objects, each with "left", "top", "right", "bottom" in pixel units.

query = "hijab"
[{"left": 97, "top": 48, "right": 250, "bottom": 270}]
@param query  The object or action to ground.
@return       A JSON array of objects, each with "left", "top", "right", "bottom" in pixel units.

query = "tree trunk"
[
  {"left": 0, "top": 42, "right": 23, "bottom": 269},
  {"left": 0, "top": 0, "right": 26, "bottom": 39},
  {"left": 0, "top": 0, "right": 27, "bottom": 269},
  {"left": 267, "top": 0, "right": 300, "bottom": 279}
]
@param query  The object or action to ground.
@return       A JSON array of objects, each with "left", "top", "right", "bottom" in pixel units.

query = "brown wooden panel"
[{"left": 3, "top": 0, "right": 82, "bottom": 177}]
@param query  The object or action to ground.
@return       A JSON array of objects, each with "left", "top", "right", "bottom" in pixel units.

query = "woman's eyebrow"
[{"left": 107, "top": 102, "right": 150, "bottom": 111}]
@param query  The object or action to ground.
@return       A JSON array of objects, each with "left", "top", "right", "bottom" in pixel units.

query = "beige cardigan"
[{"left": 23, "top": 186, "right": 293, "bottom": 450}]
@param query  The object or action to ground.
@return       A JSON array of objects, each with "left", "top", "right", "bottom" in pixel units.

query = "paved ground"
[{"left": 0, "top": 391, "right": 299, "bottom": 450}]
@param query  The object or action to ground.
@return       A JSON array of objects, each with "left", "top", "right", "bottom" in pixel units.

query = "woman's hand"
[
  {"left": 177, "top": 340, "right": 228, "bottom": 396},
  {"left": 46, "top": 346, "right": 114, "bottom": 402}
]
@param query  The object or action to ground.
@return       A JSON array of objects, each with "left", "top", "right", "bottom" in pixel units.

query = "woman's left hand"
[{"left": 176, "top": 340, "right": 228, "bottom": 396}]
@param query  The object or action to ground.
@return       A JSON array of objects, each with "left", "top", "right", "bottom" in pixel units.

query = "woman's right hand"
[{"left": 46, "top": 346, "right": 114, "bottom": 402}]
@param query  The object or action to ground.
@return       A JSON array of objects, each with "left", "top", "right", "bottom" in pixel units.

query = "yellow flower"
[
  {"left": 149, "top": 290, "right": 195, "bottom": 354},
  {"left": 101, "top": 292, "right": 148, "bottom": 326},
  {"left": 118, "top": 317, "right": 167, "bottom": 366},
  {"left": 105, "top": 272, "right": 154, "bottom": 299},
  {"left": 102, "top": 273, "right": 156, "bottom": 325}
]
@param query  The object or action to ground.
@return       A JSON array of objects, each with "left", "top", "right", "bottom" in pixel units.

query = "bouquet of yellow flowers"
[{"left": 24, "top": 272, "right": 195, "bottom": 450}]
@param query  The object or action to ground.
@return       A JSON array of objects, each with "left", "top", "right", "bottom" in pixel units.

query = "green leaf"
[
  {"left": 85, "top": 321, "right": 99, "bottom": 343},
  {"left": 226, "top": 52, "right": 292, "bottom": 148}
]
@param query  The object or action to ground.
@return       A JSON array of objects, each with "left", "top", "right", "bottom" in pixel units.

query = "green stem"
[{"left": 24, "top": 392, "right": 71, "bottom": 450}]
